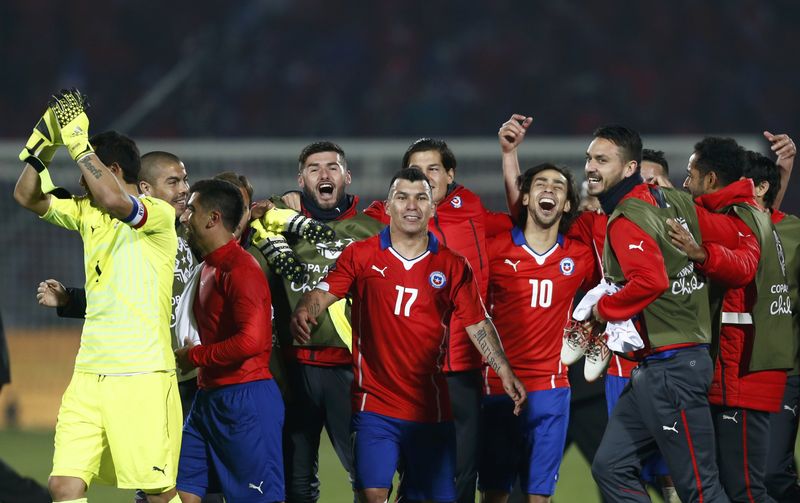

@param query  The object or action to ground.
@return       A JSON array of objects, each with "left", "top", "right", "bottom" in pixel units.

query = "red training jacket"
[
  {"left": 694, "top": 179, "right": 786, "bottom": 412},
  {"left": 190, "top": 239, "right": 273, "bottom": 389}
]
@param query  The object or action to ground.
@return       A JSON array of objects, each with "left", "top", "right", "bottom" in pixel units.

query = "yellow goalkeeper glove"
[
  {"left": 18, "top": 107, "right": 61, "bottom": 164},
  {"left": 49, "top": 88, "right": 94, "bottom": 161},
  {"left": 259, "top": 207, "right": 336, "bottom": 243},
  {"left": 19, "top": 106, "right": 72, "bottom": 199}
]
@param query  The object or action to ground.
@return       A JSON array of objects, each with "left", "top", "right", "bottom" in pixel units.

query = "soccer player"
[
  {"left": 173, "top": 179, "right": 284, "bottom": 503},
  {"left": 13, "top": 90, "right": 181, "bottom": 503},
  {"left": 37, "top": 151, "right": 198, "bottom": 408},
  {"left": 498, "top": 115, "right": 674, "bottom": 500},
  {"left": 640, "top": 149, "right": 669, "bottom": 184},
  {"left": 291, "top": 168, "right": 525, "bottom": 503},
  {"left": 744, "top": 146, "right": 800, "bottom": 503},
  {"left": 254, "top": 141, "right": 383, "bottom": 503},
  {"left": 574, "top": 125, "right": 736, "bottom": 502},
  {"left": 480, "top": 163, "right": 598, "bottom": 503},
  {"left": 364, "top": 139, "right": 490, "bottom": 503},
  {"left": 678, "top": 138, "right": 793, "bottom": 502}
]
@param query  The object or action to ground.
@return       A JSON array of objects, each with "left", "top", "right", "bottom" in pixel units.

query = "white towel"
[
  {"left": 605, "top": 320, "right": 644, "bottom": 352},
  {"left": 572, "top": 279, "right": 618, "bottom": 321},
  {"left": 175, "top": 263, "right": 203, "bottom": 348},
  {"left": 573, "top": 279, "right": 644, "bottom": 352}
]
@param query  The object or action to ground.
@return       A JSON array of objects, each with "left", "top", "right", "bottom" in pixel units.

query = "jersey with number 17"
[
  {"left": 317, "top": 227, "right": 487, "bottom": 423},
  {"left": 485, "top": 225, "right": 598, "bottom": 395}
]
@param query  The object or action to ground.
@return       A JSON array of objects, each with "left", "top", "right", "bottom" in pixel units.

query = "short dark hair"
[
  {"left": 402, "top": 138, "right": 457, "bottom": 173},
  {"left": 298, "top": 141, "right": 346, "bottom": 171},
  {"left": 642, "top": 148, "right": 669, "bottom": 174},
  {"left": 388, "top": 167, "right": 432, "bottom": 195},
  {"left": 188, "top": 179, "right": 244, "bottom": 232},
  {"left": 90, "top": 131, "right": 140, "bottom": 184},
  {"left": 692, "top": 137, "right": 746, "bottom": 187},
  {"left": 744, "top": 150, "right": 780, "bottom": 208},
  {"left": 593, "top": 125, "right": 642, "bottom": 166},
  {"left": 516, "top": 163, "right": 580, "bottom": 233},
  {"left": 139, "top": 151, "right": 182, "bottom": 184},
  {"left": 214, "top": 171, "right": 254, "bottom": 203}
]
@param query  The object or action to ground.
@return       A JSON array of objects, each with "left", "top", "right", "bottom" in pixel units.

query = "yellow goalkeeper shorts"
[{"left": 51, "top": 370, "right": 182, "bottom": 491}]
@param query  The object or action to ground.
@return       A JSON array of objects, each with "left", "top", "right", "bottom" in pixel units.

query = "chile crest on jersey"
[
  {"left": 559, "top": 257, "right": 575, "bottom": 276},
  {"left": 429, "top": 271, "right": 447, "bottom": 289}
]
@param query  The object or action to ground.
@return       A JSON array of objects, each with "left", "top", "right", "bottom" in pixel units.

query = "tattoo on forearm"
[
  {"left": 471, "top": 324, "right": 510, "bottom": 374},
  {"left": 79, "top": 157, "right": 103, "bottom": 180}
]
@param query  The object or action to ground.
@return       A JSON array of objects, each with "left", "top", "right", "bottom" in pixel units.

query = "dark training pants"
[
  {"left": 591, "top": 347, "right": 729, "bottom": 502},
  {"left": 712, "top": 405, "right": 775, "bottom": 503},
  {"left": 765, "top": 374, "right": 800, "bottom": 502},
  {"left": 283, "top": 362, "right": 354, "bottom": 503},
  {"left": 447, "top": 369, "right": 483, "bottom": 503}
]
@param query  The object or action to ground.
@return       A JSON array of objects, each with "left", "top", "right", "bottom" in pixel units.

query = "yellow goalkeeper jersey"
[{"left": 43, "top": 195, "right": 177, "bottom": 373}]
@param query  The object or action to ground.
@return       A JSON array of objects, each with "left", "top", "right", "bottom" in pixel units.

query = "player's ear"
[
  {"left": 344, "top": 169, "right": 352, "bottom": 186},
  {"left": 754, "top": 180, "right": 769, "bottom": 198},
  {"left": 522, "top": 192, "right": 530, "bottom": 208},
  {"left": 384, "top": 199, "right": 390, "bottom": 216},
  {"left": 208, "top": 209, "right": 221, "bottom": 228},
  {"left": 139, "top": 180, "right": 151, "bottom": 196},
  {"left": 564, "top": 198, "right": 571, "bottom": 214},
  {"left": 624, "top": 160, "right": 638, "bottom": 178}
]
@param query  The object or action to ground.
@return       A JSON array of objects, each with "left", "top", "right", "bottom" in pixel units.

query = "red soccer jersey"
[
  {"left": 567, "top": 211, "right": 638, "bottom": 378},
  {"left": 318, "top": 227, "right": 487, "bottom": 423},
  {"left": 485, "top": 223, "right": 598, "bottom": 394}
]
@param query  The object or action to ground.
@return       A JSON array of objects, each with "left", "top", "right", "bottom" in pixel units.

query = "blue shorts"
[
  {"left": 605, "top": 374, "right": 669, "bottom": 480},
  {"left": 177, "top": 379, "right": 285, "bottom": 502},
  {"left": 478, "top": 387, "right": 570, "bottom": 496},
  {"left": 351, "top": 411, "right": 456, "bottom": 502}
]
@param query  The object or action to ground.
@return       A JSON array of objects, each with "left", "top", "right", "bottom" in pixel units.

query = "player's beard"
[
  {"left": 530, "top": 207, "right": 561, "bottom": 230},
  {"left": 303, "top": 184, "right": 343, "bottom": 210}
]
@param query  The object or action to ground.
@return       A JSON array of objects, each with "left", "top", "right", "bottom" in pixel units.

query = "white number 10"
[
  {"left": 529, "top": 279, "right": 553, "bottom": 308},
  {"left": 394, "top": 286, "right": 418, "bottom": 316}
]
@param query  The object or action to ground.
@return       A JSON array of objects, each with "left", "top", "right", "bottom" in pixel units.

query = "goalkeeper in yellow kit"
[{"left": 14, "top": 90, "right": 181, "bottom": 503}]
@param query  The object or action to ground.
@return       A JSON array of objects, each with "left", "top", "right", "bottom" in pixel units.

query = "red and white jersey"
[
  {"left": 568, "top": 211, "right": 638, "bottom": 378},
  {"left": 485, "top": 224, "right": 598, "bottom": 395},
  {"left": 318, "top": 227, "right": 487, "bottom": 423}
]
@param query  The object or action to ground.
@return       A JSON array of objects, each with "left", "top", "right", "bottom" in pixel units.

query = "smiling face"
[
  {"left": 683, "top": 153, "right": 712, "bottom": 198},
  {"left": 585, "top": 137, "right": 637, "bottom": 196},
  {"left": 180, "top": 191, "right": 209, "bottom": 252},
  {"left": 140, "top": 161, "right": 189, "bottom": 216},
  {"left": 406, "top": 150, "right": 454, "bottom": 204},
  {"left": 298, "top": 151, "right": 351, "bottom": 209},
  {"left": 386, "top": 178, "right": 434, "bottom": 237},
  {"left": 522, "top": 168, "right": 571, "bottom": 229}
]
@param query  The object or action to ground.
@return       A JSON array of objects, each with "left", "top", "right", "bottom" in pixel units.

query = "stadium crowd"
[
  {"left": 1, "top": 1, "right": 797, "bottom": 138},
  {"left": 6, "top": 88, "right": 799, "bottom": 503}
]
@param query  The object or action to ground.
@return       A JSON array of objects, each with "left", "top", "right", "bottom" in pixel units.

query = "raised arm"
[
  {"left": 13, "top": 106, "right": 61, "bottom": 215},
  {"left": 763, "top": 131, "right": 795, "bottom": 210},
  {"left": 465, "top": 318, "right": 527, "bottom": 414},
  {"left": 50, "top": 90, "right": 134, "bottom": 220},
  {"left": 290, "top": 288, "right": 341, "bottom": 344},
  {"left": 498, "top": 114, "right": 532, "bottom": 219}
]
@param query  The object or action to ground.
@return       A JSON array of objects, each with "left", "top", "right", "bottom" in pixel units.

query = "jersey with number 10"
[
  {"left": 318, "top": 227, "right": 487, "bottom": 423},
  {"left": 485, "top": 225, "right": 597, "bottom": 395}
]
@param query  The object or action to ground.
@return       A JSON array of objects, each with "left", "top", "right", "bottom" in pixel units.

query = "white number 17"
[{"left": 394, "top": 286, "right": 418, "bottom": 316}]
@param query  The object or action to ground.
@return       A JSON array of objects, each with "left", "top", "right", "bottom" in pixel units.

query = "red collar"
[
  {"left": 694, "top": 179, "right": 757, "bottom": 212},
  {"left": 204, "top": 239, "right": 239, "bottom": 267}
]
